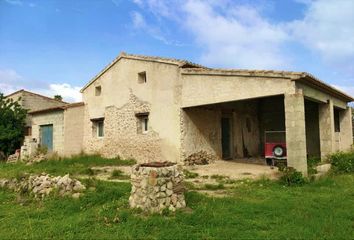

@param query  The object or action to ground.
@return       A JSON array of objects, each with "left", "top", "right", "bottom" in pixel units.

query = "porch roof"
[{"left": 181, "top": 68, "right": 353, "bottom": 102}]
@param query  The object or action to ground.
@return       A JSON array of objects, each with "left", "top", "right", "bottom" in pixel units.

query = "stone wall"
[
  {"left": 83, "top": 93, "right": 163, "bottom": 163},
  {"left": 129, "top": 163, "right": 185, "bottom": 213},
  {"left": 181, "top": 107, "right": 221, "bottom": 161}
]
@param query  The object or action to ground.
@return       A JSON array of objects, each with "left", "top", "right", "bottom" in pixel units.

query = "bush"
[
  {"left": 307, "top": 157, "right": 321, "bottom": 175},
  {"left": 279, "top": 167, "right": 306, "bottom": 186},
  {"left": 0, "top": 93, "right": 27, "bottom": 155},
  {"left": 329, "top": 151, "right": 354, "bottom": 173}
]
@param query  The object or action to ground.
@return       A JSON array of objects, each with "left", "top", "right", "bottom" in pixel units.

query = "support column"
[
  {"left": 284, "top": 93, "right": 307, "bottom": 176},
  {"left": 318, "top": 100, "right": 335, "bottom": 160},
  {"left": 339, "top": 107, "right": 353, "bottom": 151}
]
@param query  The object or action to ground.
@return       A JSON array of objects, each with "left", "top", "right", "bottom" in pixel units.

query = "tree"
[
  {"left": 54, "top": 95, "right": 63, "bottom": 101},
  {"left": 0, "top": 93, "right": 27, "bottom": 156}
]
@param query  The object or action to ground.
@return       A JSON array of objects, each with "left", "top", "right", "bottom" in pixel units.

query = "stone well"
[{"left": 129, "top": 162, "right": 186, "bottom": 213}]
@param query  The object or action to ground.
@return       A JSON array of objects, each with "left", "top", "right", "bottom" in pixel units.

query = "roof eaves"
[
  {"left": 293, "top": 72, "right": 354, "bottom": 102},
  {"left": 29, "top": 106, "right": 66, "bottom": 115}
]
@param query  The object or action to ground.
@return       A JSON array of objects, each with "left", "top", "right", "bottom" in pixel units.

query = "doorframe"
[{"left": 221, "top": 113, "right": 233, "bottom": 160}]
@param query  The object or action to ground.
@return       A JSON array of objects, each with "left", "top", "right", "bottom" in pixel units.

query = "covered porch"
[{"left": 181, "top": 93, "right": 348, "bottom": 175}]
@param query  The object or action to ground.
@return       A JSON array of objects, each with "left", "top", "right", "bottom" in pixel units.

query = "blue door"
[{"left": 40, "top": 125, "right": 53, "bottom": 151}]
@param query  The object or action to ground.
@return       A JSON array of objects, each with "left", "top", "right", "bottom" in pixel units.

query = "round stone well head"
[{"left": 129, "top": 162, "right": 186, "bottom": 213}]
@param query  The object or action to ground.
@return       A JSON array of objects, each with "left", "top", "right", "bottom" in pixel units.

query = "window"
[
  {"left": 95, "top": 86, "right": 102, "bottom": 96},
  {"left": 334, "top": 108, "right": 340, "bottom": 132},
  {"left": 24, "top": 126, "right": 32, "bottom": 136},
  {"left": 97, "top": 120, "right": 104, "bottom": 137},
  {"left": 91, "top": 118, "right": 104, "bottom": 137},
  {"left": 138, "top": 71, "right": 147, "bottom": 84},
  {"left": 136, "top": 113, "right": 149, "bottom": 134}
]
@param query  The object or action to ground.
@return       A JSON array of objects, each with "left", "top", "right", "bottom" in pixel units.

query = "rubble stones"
[
  {"left": 6, "top": 151, "right": 20, "bottom": 163},
  {"left": 129, "top": 163, "right": 186, "bottom": 213},
  {"left": 0, "top": 173, "right": 86, "bottom": 199},
  {"left": 184, "top": 150, "right": 216, "bottom": 166}
]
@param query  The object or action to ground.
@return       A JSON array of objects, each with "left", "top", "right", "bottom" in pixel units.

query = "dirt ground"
[{"left": 185, "top": 160, "right": 280, "bottom": 180}]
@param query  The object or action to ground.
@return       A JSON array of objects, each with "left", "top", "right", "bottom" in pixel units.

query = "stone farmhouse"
[{"left": 15, "top": 53, "right": 354, "bottom": 175}]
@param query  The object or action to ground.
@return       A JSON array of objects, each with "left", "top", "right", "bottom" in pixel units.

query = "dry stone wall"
[
  {"left": 0, "top": 173, "right": 85, "bottom": 199},
  {"left": 129, "top": 163, "right": 185, "bottom": 213}
]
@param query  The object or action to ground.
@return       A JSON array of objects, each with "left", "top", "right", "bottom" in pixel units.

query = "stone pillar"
[
  {"left": 318, "top": 100, "right": 335, "bottom": 160},
  {"left": 284, "top": 93, "right": 308, "bottom": 175},
  {"left": 339, "top": 107, "right": 353, "bottom": 151}
]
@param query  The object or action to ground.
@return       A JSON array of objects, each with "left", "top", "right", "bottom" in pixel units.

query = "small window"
[
  {"left": 24, "top": 127, "right": 32, "bottom": 136},
  {"left": 91, "top": 119, "right": 104, "bottom": 137},
  {"left": 136, "top": 113, "right": 149, "bottom": 134},
  {"left": 138, "top": 71, "right": 147, "bottom": 84},
  {"left": 97, "top": 120, "right": 104, "bottom": 137},
  {"left": 334, "top": 108, "right": 340, "bottom": 132},
  {"left": 95, "top": 86, "right": 102, "bottom": 96}
]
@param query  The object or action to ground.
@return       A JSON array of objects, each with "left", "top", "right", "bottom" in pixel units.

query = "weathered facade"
[
  {"left": 79, "top": 52, "right": 353, "bottom": 175},
  {"left": 19, "top": 53, "right": 353, "bottom": 175},
  {"left": 29, "top": 103, "right": 85, "bottom": 156}
]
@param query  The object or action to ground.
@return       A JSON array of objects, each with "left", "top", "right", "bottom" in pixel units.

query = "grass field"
[{"left": 0, "top": 156, "right": 353, "bottom": 239}]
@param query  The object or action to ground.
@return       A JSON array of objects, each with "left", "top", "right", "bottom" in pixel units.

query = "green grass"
[
  {"left": 0, "top": 154, "right": 136, "bottom": 179},
  {"left": 0, "top": 155, "right": 353, "bottom": 239},
  {"left": 183, "top": 169, "right": 199, "bottom": 179}
]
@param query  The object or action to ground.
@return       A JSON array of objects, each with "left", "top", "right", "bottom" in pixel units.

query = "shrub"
[
  {"left": 307, "top": 157, "right": 321, "bottom": 175},
  {"left": 279, "top": 167, "right": 306, "bottom": 186},
  {"left": 0, "top": 93, "right": 27, "bottom": 155},
  {"left": 329, "top": 151, "right": 354, "bottom": 173}
]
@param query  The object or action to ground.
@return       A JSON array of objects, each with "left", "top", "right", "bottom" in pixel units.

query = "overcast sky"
[{"left": 0, "top": 0, "right": 353, "bottom": 102}]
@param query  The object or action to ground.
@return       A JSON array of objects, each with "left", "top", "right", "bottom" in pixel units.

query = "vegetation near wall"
[
  {"left": 329, "top": 151, "right": 354, "bottom": 173},
  {"left": 0, "top": 93, "right": 27, "bottom": 156}
]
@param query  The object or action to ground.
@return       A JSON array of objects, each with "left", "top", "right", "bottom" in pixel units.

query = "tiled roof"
[{"left": 5, "top": 89, "right": 68, "bottom": 104}]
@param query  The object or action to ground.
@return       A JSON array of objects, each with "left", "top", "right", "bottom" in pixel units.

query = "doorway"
[
  {"left": 40, "top": 124, "right": 53, "bottom": 151},
  {"left": 221, "top": 117, "right": 232, "bottom": 159}
]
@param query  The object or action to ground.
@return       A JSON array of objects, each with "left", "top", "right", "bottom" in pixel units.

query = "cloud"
[
  {"left": 0, "top": 68, "right": 81, "bottom": 102},
  {"left": 289, "top": 0, "right": 354, "bottom": 68},
  {"left": 181, "top": 0, "right": 289, "bottom": 69},
  {"left": 37, "top": 84, "right": 82, "bottom": 103},
  {"left": 130, "top": 11, "right": 184, "bottom": 46},
  {"left": 132, "top": 0, "right": 354, "bottom": 76}
]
